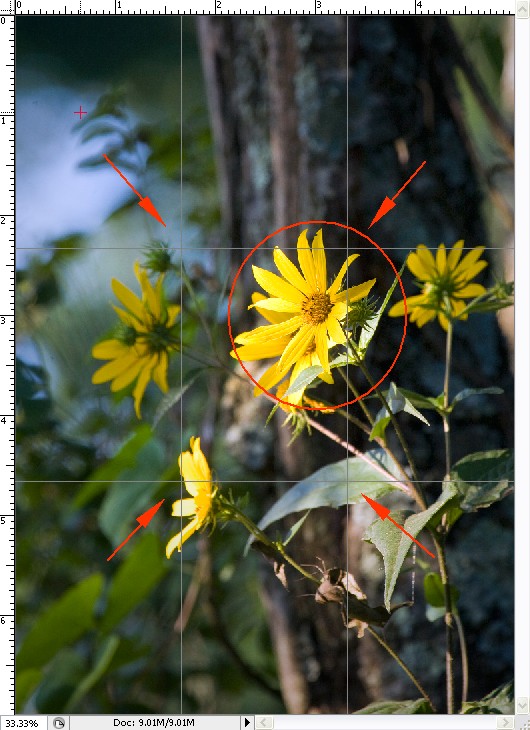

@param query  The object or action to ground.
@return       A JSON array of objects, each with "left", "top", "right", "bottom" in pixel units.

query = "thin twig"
[
  {"left": 367, "top": 627, "right": 436, "bottom": 711},
  {"left": 455, "top": 612, "right": 469, "bottom": 707},
  {"left": 305, "top": 415, "right": 413, "bottom": 498}
]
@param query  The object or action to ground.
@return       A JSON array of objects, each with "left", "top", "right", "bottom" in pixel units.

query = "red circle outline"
[{"left": 227, "top": 220, "right": 408, "bottom": 411}]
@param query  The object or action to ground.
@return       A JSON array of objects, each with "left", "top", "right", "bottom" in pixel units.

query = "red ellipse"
[{"left": 227, "top": 220, "right": 408, "bottom": 411}]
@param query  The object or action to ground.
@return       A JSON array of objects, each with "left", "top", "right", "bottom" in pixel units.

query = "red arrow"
[
  {"left": 107, "top": 499, "right": 165, "bottom": 562},
  {"left": 368, "top": 160, "right": 426, "bottom": 229},
  {"left": 102, "top": 153, "right": 166, "bottom": 227},
  {"left": 362, "top": 493, "right": 435, "bottom": 558}
]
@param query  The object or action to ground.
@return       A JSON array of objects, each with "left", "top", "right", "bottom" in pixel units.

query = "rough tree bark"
[{"left": 198, "top": 16, "right": 513, "bottom": 713}]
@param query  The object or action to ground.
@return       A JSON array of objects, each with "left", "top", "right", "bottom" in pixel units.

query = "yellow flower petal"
[
  {"left": 252, "top": 265, "right": 305, "bottom": 304},
  {"left": 251, "top": 292, "right": 293, "bottom": 324},
  {"left": 111, "top": 278, "right": 146, "bottom": 323},
  {"left": 311, "top": 229, "right": 327, "bottom": 292},
  {"left": 457, "top": 260, "right": 487, "bottom": 283},
  {"left": 135, "top": 262, "right": 162, "bottom": 319},
  {"left": 110, "top": 358, "right": 146, "bottom": 391},
  {"left": 92, "top": 352, "right": 139, "bottom": 384},
  {"left": 234, "top": 316, "right": 303, "bottom": 345},
  {"left": 273, "top": 248, "right": 312, "bottom": 296},
  {"left": 414, "top": 245, "right": 437, "bottom": 278},
  {"left": 249, "top": 297, "right": 301, "bottom": 313},
  {"left": 455, "top": 283, "right": 486, "bottom": 298},
  {"left": 436, "top": 244, "right": 447, "bottom": 272},
  {"left": 165, "top": 518, "right": 200, "bottom": 557},
  {"left": 327, "top": 254, "right": 359, "bottom": 298},
  {"left": 278, "top": 324, "right": 315, "bottom": 374},
  {"left": 314, "top": 324, "right": 330, "bottom": 373},
  {"left": 171, "top": 497, "right": 197, "bottom": 517},
  {"left": 297, "top": 230, "right": 318, "bottom": 291},
  {"left": 334, "top": 278, "right": 376, "bottom": 304},
  {"left": 453, "top": 246, "right": 486, "bottom": 278},
  {"left": 152, "top": 352, "right": 169, "bottom": 392},
  {"left": 92, "top": 339, "right": 128, "bottom": 359},
  {"left": 447, "top": 240, "right": 465, "bottom": 269},
  {"left": 253, "top": 361, "right": 286, "bottom": 396},
  {"left": 231, "top": 339, "right": 291, "bottom": 361},
  {"left": 167, "top": 305, "right": 181, "bottom": 327},
  {"left": 133, "top": 355, "right": 156, "bottom": 418},
  {"left": 326, "top": 316, "right": 346, "bottom": 344}
]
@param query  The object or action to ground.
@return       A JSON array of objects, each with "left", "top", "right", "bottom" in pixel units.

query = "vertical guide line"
[
  {"left": 345, "top": 13, "right": 349, "bottom": 715},
  {"left": 179, "top": 14, "right": 184, "bottom": 715}
]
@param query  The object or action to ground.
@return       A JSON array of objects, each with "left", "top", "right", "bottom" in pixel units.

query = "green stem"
[
  {"left": 433, "top": 535, "right": 455, "bottom": 714},
  {"left": 336, "top": 407, "right": 418, "bottom": 498},
  {"left": 443, "top": 321, "right": 454, "bottom": 478},
  {"left": 337, "top": 367, "right": 375, "bottom": 426},
  {"left": 339, "top": 358, "right": 426, "bottom": 510},
  {"left": 367, "top": 627, "right": 435, "bottom": 711},
  {"left": 305, "top": 415, "right": 414, "bottom": 499},
  {"left": 219, "top": 498, "right": 318, "bottom": 584},
  {"left": 455, "top": 612, "right": 469, "bottom": 707}
]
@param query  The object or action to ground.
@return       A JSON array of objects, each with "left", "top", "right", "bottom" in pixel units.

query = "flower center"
[
  {"left": 142, "top": 322, "right": 179, "bottom": 353},
  {"left": 301, "top": 292, "right": 333, "bottom": 326}
]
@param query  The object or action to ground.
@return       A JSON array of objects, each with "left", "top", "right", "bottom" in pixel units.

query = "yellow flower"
[
  {"left": 389, "top": 241, "right": 487, "bottom": 331},
  {"left": 234, "top": 229, "right": 376, "bottom": 377},
  {"left": 166, "top": 437, "right": 217, "bottom": 558},
  {"left": 92, "top": 262, "right": 180, "bottom": 418}
]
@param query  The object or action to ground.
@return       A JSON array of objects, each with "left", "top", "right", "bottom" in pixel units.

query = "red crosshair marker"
[
  {"left": 74, "top": 105, "right": 87, "bottom": 120},
  {"left": 103, "top": 153, "right": 166, "bottom": 227}
]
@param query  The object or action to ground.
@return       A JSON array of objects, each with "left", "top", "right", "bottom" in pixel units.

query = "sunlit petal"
[
  {"left": 273, "top": 247, "right": 312, "bottom": 296},
  {"left": 327, "top": 254, "right": 359, "bottom": 298},
  {"left": 297, "top": 230, "right": 318, "bottom": 290},
  {"left": 252, "top": 265, "right": 305, "bottom": 304},
  {"left": 311, "top": 229, "right": 327, "bottom": 292}
]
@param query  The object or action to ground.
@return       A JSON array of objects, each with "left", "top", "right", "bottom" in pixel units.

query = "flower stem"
[
  {"left": 366, "top": 627, "right": 435, "bottom": 711},
  {"left": 455, "top": 612, "right": 469, "bottom": 706},
  {"left": 433, "top": 535, "right": 455, "bottom": 714},
  {"left": 305, "top": 416, "right": 414, "bottom": 499},
  {"left": 219, "top": 497, "right": 318, "bottom": 584}
]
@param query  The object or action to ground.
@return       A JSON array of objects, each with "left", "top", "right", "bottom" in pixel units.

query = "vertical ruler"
[{"left": 0, "top": 9, "right": 15, "bottom": 718}]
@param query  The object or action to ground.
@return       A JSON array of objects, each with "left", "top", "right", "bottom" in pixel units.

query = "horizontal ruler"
[{"left": 0, "top": 0, "right": 519, "bottom": 14}]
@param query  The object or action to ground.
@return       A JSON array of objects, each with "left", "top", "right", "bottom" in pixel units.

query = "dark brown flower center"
[{"left": 301, "top": 292, "right": 333, "bottom": 325}]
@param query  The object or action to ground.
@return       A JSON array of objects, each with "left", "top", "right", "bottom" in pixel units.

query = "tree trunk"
[{"left": 198, "top": 16, "right": 513, "bottom": 713}]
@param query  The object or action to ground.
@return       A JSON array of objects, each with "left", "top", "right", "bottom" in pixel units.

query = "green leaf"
[
  {"left": 392, "top": 387, "right": 445, "bottom": 412},
  {"left": 358, "top": 260, "right": 407, "bottom": 354},
  {"left": 253, "top": 449, "right": 402, "bottom": 536},
  {"left": 284, "top": 366, "right": 322, "bottom": 396},
  {"left": 153, "top": 369, "right": 203, "bottom": 427},
  {"left": 73, "top": 425, "right": 153, "bottom": 509},
  {"left": 450, "top": 449, "right": 514, "bottom": 512},
  {"left": 450, "top": 386, "right": 503, "bottom": 409},
  {"left": 354, "top": 698, "right": 433, "bottom": 714},
  {"left": 283, "top": 511, "right": 311, "bottom": 546},
  {"left": 370, "top": 382, "right": 430, "bottom": 441},
  {"left": 364, "top": 482, "right": 458, "bottom": 610},
  {"left": 98, "top": 436, "right": 165, "bottom": 542},
  {"left": 423, "top": 572, "right": 459, "bottom": 621},
  {"left": 100, "top": 534, "right": 168, "bottom": 633},
  {"left": 17, "top": 574, "right": 104, "bottom": 672},
  {"left": 65, "top": 635, "right": 120, "bottom": 712},
  {"left": 34, "top": 649, "right": 85, "bottom": 714},
  {"left": 461, "top": 681, "right": 514, "bottom": 714},
  {"left": 15, "top": 669, "right": 42, "bottom": 713}
]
